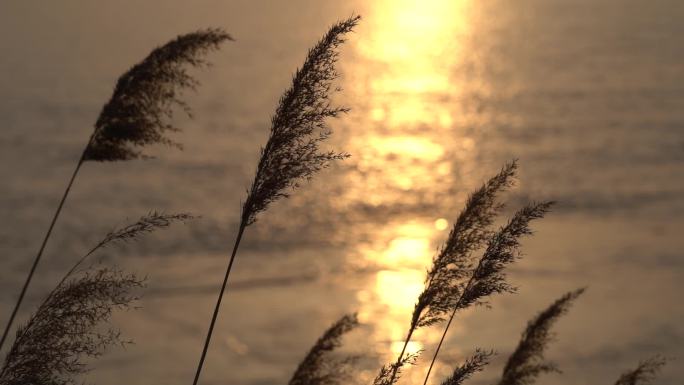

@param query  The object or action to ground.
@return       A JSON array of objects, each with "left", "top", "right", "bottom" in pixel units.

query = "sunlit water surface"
[{"left": 1, "top": 1, "right": 683, "bottom": 385}]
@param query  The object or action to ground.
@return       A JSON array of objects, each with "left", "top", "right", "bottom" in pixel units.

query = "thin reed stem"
[
  {"left": 423, "top": 306, "right": 457, "bottom": 385},
  {"left": 423, "top": 268, "right": 478, "bottom": 385},
  {"left": 423, "top": 258, "right": 486, "bottom": 385},
  {"left": 388, "top": 328, "right": 415, "bottom": 384},
  {"left": 0, "top": 146, "right": 87, "bottom": 351},
  {"left": 192, "top": 224, "right": 245, "bottom": 385}
]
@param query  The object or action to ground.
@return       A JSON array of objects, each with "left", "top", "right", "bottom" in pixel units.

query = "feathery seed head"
[
  {"left": 241, "top": 15, "right": 360, "bottom": 226},
  {"left": 0, "top": 267, "right": 144, "bottom": 385},
  {"left": 98, "top": 211, "right": 195, "bottom": 249},
  {"left": 411, "top": 161, "right": 518, "bottom": 329},
  {"left": 373, "top": 351, "right": 421, "bottom": 385},
  {"left": 498, "top": 288, "right": 585, "bottom": 385},
  {"left": 84, "top": 29, "right": 232, "bottom": 161},
  {"left": 614, "top": 356, "right": 668, "bottom": 385},
  {"left": 440, "top": 349, "right": 494, "bottom": 385},
  {"left": 457, "top": 201, "right": 555, "bottom": 310},
  {"left": 289, "top": 314, "right": 359, "bottom": 385}
]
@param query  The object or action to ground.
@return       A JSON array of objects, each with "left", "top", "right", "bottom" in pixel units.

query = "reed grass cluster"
[
  {"left": 1, "top": 12, "right": 673, "bottom": 385},
  {"left": 0, "top": 28, "right": 230, "bottom": 352},
  {"left": 0, "top": 212, "right": 190, "bottom": 385},
  {"left": 357, "top": 162, "right": 667, "bottom": 385},
  {"left": 372, "top": 162, "right": 555, "bottom": 385}
]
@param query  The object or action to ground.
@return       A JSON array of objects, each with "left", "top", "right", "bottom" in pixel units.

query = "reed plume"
[
  {"left": 613, "top": 356, "right": 667, "bottom": 385},
  {"left": 289, "top": 314, "right": 359, "bottom": 385},
  {"left": 192, "top": 15, "right": 359, "bottom": 385},
  {"left": 423, "top": 201, "right": 554, "bottom": 385},
  {"left": 0, "top": 211, "right": 189, "bottom": 384},
  {"left": 98, "top": 211, "right": 195, "bottom": 247},
  {"left": 68, "top": 212, "right": 194, "bottom": 279},
  {"left": 439, "top": 349, "right": 493, "bottom": 385},
  {"left": 0, "top": 266, "right": 143, "bottom": 385},
  {"left": 85, "top": 29, "right": 232, "bottom": 161},
  {"left": 240, "top": 16, "right": 359, "bottom": 226},
  {"left": 498, "top": 288, "right": 585, "bottom": 385},
  {"left": 373, "top": 352, "right": 421, "bottom": 385},
  {"left": 0, "top": 29, "right": 230, "bottom": 351},
  {"left": 377, "top": 162, "right": 517, "bottom": 385},
  {"left": 414, "top": 161, "right": 517, "bottom": 330}
]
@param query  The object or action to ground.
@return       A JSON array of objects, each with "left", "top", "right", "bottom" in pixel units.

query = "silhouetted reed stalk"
[
  {"left": 613, "top": 356, "right": 667, "bottom": 385},
  {"left": 191, "top": 15, "right": 359, "bottom": 385},
  {"left": 438, "top": 349, "right": 493, "bottom": 385},
  {"left": 497, "top": 288, "right": 585, "bottom": 385},
  {"left": 422, "top": 201, "right": 554, "bottom": 385},
  {"left": 0, "top": 212, "right": 190, "bottom": 385},
  {"left": 0, "top": 30, "right": 231, "bottom": 351},
  {"left": 376, "top": 162, "right": 519, "bottom": 385},
  {"left": 289, "top": 314, "right": 359, "bottom": 385}
]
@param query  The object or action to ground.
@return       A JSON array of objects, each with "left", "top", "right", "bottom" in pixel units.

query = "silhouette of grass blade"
[
  {"left": 459, "top": 201, "right": 555, "bottom": 309},
  {"left": 241, "top": 15, "right": 360, "bottom": 226},
  {"left": 85, "top": 28, "right": 233, "bottom": 161},
  {"left": 423, "top": 200, "right": 555, "bottom": 385},
  {"left": 384, "top": 162, "right": 519, "bottom": 385},
  {"left": 191, "top": 16, "right": 359, "bottom": 385},
  {"left": 613, "top": 356, "right": 667, "bottom": 385},
  {"left": 65, "top": 211, "right": 194, "bottom": 280},
  {"left": 373, "top": 352, "right": 421, "bottom": 385},
  {"left": 440, "top": 349, "right": 493, "bottom": 385},
  {"left": 498, "top": 288, "right": 585, "bottom": 385},
  {"left": 413, "top": 161, "right": 517, "bottom": 329},
  {"left": 0, "top": 211, "right": 188, "bottom": 384},
  {"left": 289, "top": 314, "right": 359, "bottom": 385},
  {"left": 0, "top": 266, "right": 144, "bottom": 385},
  {"left": 98, "top": 211, "right": 195, "bottom": 249}
]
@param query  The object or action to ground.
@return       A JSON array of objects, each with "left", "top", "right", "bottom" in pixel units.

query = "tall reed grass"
[
  {"left": 0, "top": 30, "right": 231, "bottom": 351},
  {"left": 1, "top": 14, "right": 672, "bottom": 385},
  {"left": 0, "top": 212, "right": 190, "bottom": 385},
  {"left": 354, "top": 162, "right": 668, "bottom": 385},
  {"left": 191, "top": 15, "right": 360, "bottom": 385}
]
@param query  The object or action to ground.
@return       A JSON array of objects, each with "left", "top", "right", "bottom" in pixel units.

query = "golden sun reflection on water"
[
  {"left": 346, "top": 0, "right": 476, "bottom": 374},
  {"left": 355, "top": 0, "right": 472, "bottom": 127},
  {"left": 356, "top": 220, "right": 437, "bottom": 358}
]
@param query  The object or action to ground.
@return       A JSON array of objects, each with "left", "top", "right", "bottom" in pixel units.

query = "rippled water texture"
[{"left": 1, "top": 1, "right": 683, "bottom": 384}]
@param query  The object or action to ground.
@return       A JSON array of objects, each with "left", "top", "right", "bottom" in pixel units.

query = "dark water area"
[{"left": 1, "top": 1, "right": 683, "bottom": 384}]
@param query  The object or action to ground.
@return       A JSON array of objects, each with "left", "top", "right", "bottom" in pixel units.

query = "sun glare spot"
[
  {"left": 370, "top": 136, "right": 445, "bottom": 161},
  {"left": 434, "top": 218, "right": 449, "bottom": 231},
  {"left": 375, "top": 269, "right": 425, "bottom": 311},
  {"left": 371, "top": 107, "right": 386, "bottom": 121},
  {"left": 390, "top": 340, "right": 423, "bottom": 357}
]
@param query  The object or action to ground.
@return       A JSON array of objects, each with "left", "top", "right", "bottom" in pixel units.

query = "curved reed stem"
[
  {"left": 0, "top": 147, "right": 87, "bottom": 351},
  {"left": 192, "top": 224, "right": 245, "bottom": 385}
]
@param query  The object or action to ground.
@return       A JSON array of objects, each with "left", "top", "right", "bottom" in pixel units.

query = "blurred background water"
[{"left": 1, "top": 0, "right": 683, "bottom": 384}]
